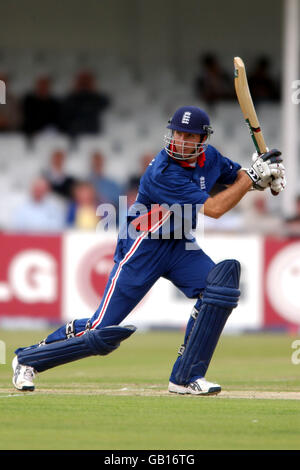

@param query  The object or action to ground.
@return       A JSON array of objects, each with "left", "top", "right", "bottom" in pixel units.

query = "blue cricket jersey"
[{"left": 126, "top": 145, "right": 241, "bottom": 239}]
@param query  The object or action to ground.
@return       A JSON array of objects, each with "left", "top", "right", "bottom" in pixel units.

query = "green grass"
[{"left": 0, "top": 329, "right": 300, "bottom": 450}]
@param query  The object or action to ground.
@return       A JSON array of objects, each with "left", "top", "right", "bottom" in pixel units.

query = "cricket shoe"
[
  {"left": 12, "top": 356, "right": 35, "bottom": 392},
  {"left": 168, "top": 378, "right": 221, "bottom": 396}
]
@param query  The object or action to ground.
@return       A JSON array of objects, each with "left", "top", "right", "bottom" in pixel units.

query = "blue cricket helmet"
[
  {"left": 164, "top": 106, "right": 213, "bottom": 160},
  {"left": 167, "top": 106, "right": 213, "bottom": 136}
]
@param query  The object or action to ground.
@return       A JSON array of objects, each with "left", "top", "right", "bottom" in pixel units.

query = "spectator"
[
  {"left": 126, "top": 152, "right": 155, "bottom": 207},
  {"left": 66, "top": 181, "right": 99, "bottom": 230},
  {"left": 60, "top": 70, "right": 110, "bottom": 137},
  {"left": 11, "top": 176, "right": 66, "bottom": 232},
  {"left": 248, "top": 56, "right": 280, "bottom": 103},
  {"left": 89, "top": 151, "right": 123, "bottom": 207},
  {"left": 194, "top": 54, "right": 233, "bottom": 106},
  {"left": 22, "top": 75, "right": 60, "bottom": 136},
  {"left": 43, "top": 149, "right": 76, "bottom": 200},
  {"left": 0, "top": 73, "right": 21, "bottom": 132}
]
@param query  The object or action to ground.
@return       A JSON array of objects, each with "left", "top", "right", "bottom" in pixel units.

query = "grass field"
[{"left": 0, "top": 329, "right": 300, "bottom": 450}]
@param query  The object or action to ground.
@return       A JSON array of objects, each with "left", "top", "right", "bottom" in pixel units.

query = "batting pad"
[
  {"left": 16, "top": 325, "right": 136, "bottom": 373},
  {"left": 174, "top": 259, "right": 240, "bottom": 385}
]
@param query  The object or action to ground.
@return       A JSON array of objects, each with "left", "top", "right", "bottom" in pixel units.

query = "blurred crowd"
[
  {"left": 0, "top": 55, "right": 281, "bottom": 136},
  {"left": 9, "top": 147, "right": 155, "bottom": 233},
  {"left": 0, "top": 70, "right": 110, "bottom": 137},
  {"left": 7, "top": 144, "right": 297, "bottom": 237},
  {"left": 0, "top": 53, "right": 297, "bottom": 236},
  {"left": 194, "top": 54, "right": 280, "bottom": 107}
]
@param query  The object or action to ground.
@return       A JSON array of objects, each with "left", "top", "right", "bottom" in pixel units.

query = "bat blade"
[{"left": 234, "top": 56, "right": 278, "bottom": 195}]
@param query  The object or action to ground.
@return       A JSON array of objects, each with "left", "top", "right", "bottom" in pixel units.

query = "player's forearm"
[{"left": 203, "top": 170, "right": 252, "bottom": 219}]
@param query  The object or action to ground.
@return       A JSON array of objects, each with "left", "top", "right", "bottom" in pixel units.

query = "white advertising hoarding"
[{"left": 62, "top": 231, "right": 262, "bottom": 331}]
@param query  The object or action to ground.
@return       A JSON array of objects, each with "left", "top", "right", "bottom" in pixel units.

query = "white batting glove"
[
  {"left": 247, "top": 157, "right": 280, "bottom": 183},
  {"left": 251, "top": 152, "right": 286, "bottom": 192},
  {"left": 246, "top": 149, "right": 283, "bottom": 190},
  {"left": 254, "top": 176, "right": 272, "bottom": 191},
  {"left": 252, "top": 151, "right": 285, "bottom": 179},
  {"left": 269, "top": 171, "right": 287, "bottom": 193},
  {"left": 257, "top": 150, "right": 286, "bottom": 192},
  {"left": 251, "top": 149, "right": 269, "bottom": 162}
]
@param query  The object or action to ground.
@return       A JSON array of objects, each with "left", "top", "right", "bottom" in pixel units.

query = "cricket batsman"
[{"left": 12, "top": 106, "right": 286, "bottom": 395}]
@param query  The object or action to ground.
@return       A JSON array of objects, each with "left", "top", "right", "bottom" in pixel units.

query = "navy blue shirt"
[{"left": 126, "top": 146, "right": 241, "bottom": 239}]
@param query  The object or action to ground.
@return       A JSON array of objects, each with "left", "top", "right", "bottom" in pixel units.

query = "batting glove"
[
  {"left": 270, "top": 173, "right": 287, "bottom": 193},
  {"left": 246, "top": 149, "right": 283, "bottom": 190},
  {"left": 253, "top": 162, "right": 286, "bottom": 190}
]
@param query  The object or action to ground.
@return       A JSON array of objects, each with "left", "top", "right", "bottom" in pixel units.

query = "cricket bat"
[{"left": 233, "top": 56, "right": 278, "bottom": 195}]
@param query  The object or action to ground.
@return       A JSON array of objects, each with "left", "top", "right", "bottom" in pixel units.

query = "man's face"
[
  {"left": 173, "top": 130, "right": 202, "bottom": 160},
  {"left": 31, "top": 178, "right": 49, "bottom": 202},
  {"left": 51, "top": 150, "right": 65, "bottom": 171}
]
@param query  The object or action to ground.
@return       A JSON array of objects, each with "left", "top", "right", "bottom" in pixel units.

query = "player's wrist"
[{"left": 239, "top": 169, "right": 255, "bottom": 189}]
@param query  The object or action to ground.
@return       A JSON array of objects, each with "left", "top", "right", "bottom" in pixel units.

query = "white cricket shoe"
[
  {"left": 12, "top": 356, "right": 35, "bottom": 392},
  {"left": 168, "top": 377, "right": 221, "bottom": 396}
]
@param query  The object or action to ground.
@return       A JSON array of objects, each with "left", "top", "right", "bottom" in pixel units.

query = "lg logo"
[{"left": 0, "top": 250, "right": 57, "bottom": 303}]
